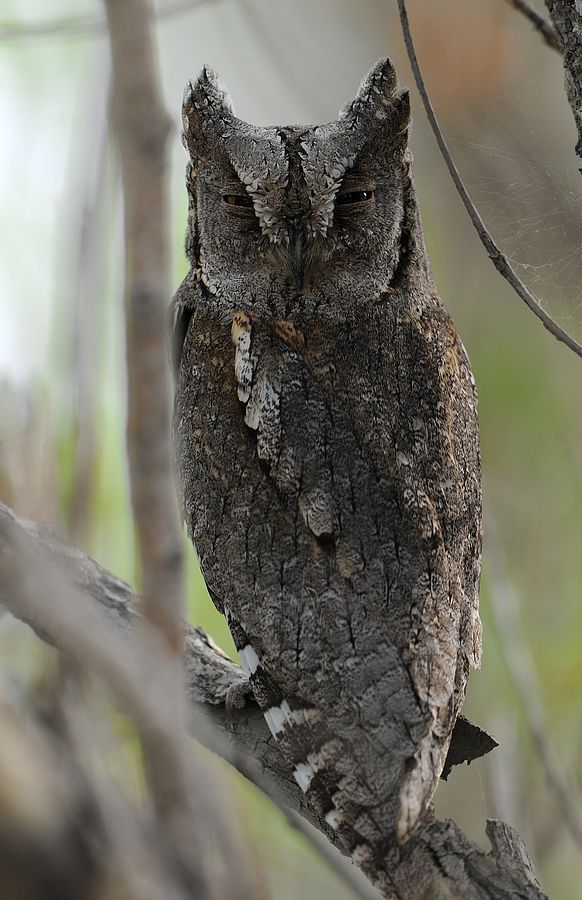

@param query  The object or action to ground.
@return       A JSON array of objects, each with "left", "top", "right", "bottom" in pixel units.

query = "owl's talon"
[{"left": 225, "top": 679, "right": 253, "bottom": 712}]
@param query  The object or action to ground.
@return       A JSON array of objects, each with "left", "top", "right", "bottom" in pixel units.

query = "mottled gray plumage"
[{"left": 172, "top": 59, "right": 482, "bottom": 879}]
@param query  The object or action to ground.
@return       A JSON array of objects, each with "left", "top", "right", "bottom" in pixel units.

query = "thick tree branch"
[
  {"left": 0, "top": 502, "right": 547, "bottom": 899},
  {"left": 544, "top": 0, "right": 582, "bottom": 157}
]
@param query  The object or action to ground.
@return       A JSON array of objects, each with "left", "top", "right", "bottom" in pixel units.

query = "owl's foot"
[{"left": 225, "top": 678, "right": 253, "bottom": 712}]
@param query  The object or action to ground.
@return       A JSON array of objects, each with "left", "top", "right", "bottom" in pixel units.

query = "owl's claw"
[{"left": 225, "top": 678, "right": 253, "bottom": 712}]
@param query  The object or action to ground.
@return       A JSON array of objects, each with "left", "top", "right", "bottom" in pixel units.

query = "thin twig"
[
  {"left": 486, "top": 519, "right": 582, "bottom": 851},
  {"left": 504, "top": 0, "right": 561, "bottom": 52},
  {"left": 0, "top": 0, "right": 217, "bottom": 42},
  {"left": 396, "top": 0, "right": 582, "bottom": 359}
]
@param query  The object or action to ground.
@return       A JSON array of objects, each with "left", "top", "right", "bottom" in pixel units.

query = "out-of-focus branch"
[
  {"left": 504, "top": 0, "right": 561, "bottom": 51},
  {"left": 0, "top": 502, "right": 257, "bottom": 900},
  {"left": 487, "top": 523, "right": 582, "bottom": 851},
  {"left": 396, "top": 0, "right": 582, "bottom": 360},
  {"left": 0, "top": 502, "right": 377, "bottom": 900},
  {"left": 104, "top": 0, "right": 187, "bottom": 840},
  {"left": 544, "top": 0, "right": 582, "bottom": 157},
  {"left": 0, "top": 501, "right": 548, "bottom": 899},
  {"left": 66, "top": 60, "right": 110, "bottom": 547},
  {"left": 0, "top": 0, "right": 217, "bottom": 42},
  {"left": 0, "top": 672, "right": 208, "bottom": 900},
  {"left": 104, "top": 0, "right": 184, "bottom": 650}
]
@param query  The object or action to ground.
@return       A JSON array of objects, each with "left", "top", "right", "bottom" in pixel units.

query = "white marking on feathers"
[
  {"left": 351, "top": 844, "right": 372, "bottom": 866},
  {"left": 324, "top": 809, "right": 341, "bottom": 830},
  {"left": 264, "top": 699, "right": 292, "bottom": 737},
  {"left": 238, "top": 644, "right": 259, "bottom": 676},
  {"left": 231, "top": 312, "right": 253, "bottom": 402},
  {"left": 293, "top": 752, "right": 320, "bottom": 793},
  {"left": 262, "top": 700, "right": 320, "bottom": 739},
  {"left": 244, "top": 373, "right": 279, "bottom": 431}
]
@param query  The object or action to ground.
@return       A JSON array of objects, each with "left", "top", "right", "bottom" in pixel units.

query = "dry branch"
[{"left": 0, "top": 501, "right": 547, "bottom": 899}]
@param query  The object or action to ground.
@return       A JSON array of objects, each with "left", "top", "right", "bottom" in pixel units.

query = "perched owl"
[{"left": 172, "top": 59, "right": 482, "bottom": 879}]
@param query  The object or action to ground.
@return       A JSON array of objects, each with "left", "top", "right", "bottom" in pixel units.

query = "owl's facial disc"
[{"left": 183, "top": 58, "right": 411, "bottom": 311}]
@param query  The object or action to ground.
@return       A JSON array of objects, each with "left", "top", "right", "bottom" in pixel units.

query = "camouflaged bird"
[{"left": 171, "top": 58, "right": 483, "bottom": 879}]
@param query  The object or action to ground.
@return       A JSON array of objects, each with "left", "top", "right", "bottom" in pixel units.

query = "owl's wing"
[
  {"left": 229, "top": 309, "right": 483, "bottom": 836},
  {"left": 169, "top": 272, "right": 198, "bottom": 380},
  {"left": 175, "top": 300, "right": 483, "bottom": 855}
]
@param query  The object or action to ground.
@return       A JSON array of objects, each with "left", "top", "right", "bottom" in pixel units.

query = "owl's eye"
[
  {"left": 336, "top": 189, "right": 375, "bottom": 206},
  {"left": 222, "top": 194, "right": 254, "bottom": 209}
]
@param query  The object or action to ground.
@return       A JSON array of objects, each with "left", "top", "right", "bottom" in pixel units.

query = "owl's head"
[{"left": 182, "top": 58, "right": 416, "bottom": 321}]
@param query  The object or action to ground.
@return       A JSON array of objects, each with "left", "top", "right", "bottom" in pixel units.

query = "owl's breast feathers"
[{"left": 173, "top": 288, "right": 481, "bottom": 850}]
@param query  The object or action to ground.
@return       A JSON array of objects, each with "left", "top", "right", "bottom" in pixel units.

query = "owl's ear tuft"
[
  {"left": 182, "top": 66, "right": 234, "bottom": 155},
  {"left": 391, "top": 89, "right": 411, "bottom": 138},
  {"left": 338, "top": 59, "right": 410, "bottom": 155},
  {"left": 340, "top": 57, "right": 400, "bottom": 120}
]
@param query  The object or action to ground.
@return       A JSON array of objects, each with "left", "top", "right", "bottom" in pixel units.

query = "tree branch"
[
  {"left": 544, "top": 0, "right": 582, "bottom": 157},
  {"left": 0, "top": 501, "right": 547, "bottom": 899},
  {"left": 104, "top": 0, "right": 184, "bottom": 650},
  {"left": 396, "top": 0, "right": 582, "bottom": 360},
  {"left": 504, "top": 0, "right": 561, "bottom": 51}
]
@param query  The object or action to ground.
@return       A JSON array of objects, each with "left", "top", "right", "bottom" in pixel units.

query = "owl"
[{"left": 171, "top": 59, "right": 482, "bottom": 880}]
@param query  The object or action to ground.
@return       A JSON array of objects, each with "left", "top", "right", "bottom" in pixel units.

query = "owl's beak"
[{"left": 289, "top": 227, "right": 307, "bottom": 291}]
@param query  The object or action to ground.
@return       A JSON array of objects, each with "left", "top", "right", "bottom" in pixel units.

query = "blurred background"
[{"left": 0, "top": 0, "right": 581, "bottom": 896}]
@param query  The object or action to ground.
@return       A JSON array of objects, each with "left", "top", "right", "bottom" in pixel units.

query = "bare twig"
[
  {"left": 104, "top": 0, "right": 184, "bottom": 651},
  {"left": 504, "top": 0, "right": 561, "bottom": 51},
  {"left": 486, "top": 522, "right": 582, "bottom": 851},
  {"left": 396, "top": 0, "right": 582, "bottom": 359},
  {"left": 0, "top": 501, "right": 547, "bottom": 899},
  {"left": 0, "top": 0, "right": 217, "bottom": 43}
]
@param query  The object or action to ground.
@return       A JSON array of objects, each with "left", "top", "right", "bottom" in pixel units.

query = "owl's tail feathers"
[{"left": 226, "top": 610, "right": 412, "bottom": 869}]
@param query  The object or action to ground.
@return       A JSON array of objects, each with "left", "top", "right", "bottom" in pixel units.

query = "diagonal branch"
[
  {"left": 396, "top": 0, "right": 582, "bottom": 360},
  {"left": 503, "top": 0, "right": 561, "bottom": 52},
  {"left": 0, "top": 501, "right": 547, "bottom": 899}
]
